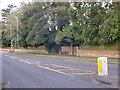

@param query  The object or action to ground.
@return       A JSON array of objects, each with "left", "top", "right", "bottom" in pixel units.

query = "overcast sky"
[{"left": 0, "top": 0, "right": 32, "bottom": 21}]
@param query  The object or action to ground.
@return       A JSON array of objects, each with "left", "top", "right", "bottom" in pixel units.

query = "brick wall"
[
  {"left": 61, "top": 46, "right": 71, "bottom": 55},
  {"left": 79, "top": 50, "right": 119, "bottom": 58},
  {"left": 15, "top": 49, "right": 49, "bottom": 54},
  {"left": 61, "top": 46, "right": 119, "bottom": 58}
]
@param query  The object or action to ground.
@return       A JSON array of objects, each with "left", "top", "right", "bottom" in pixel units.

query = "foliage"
[
  {"left": 56, "top": 2, "right": 119, "bottom": 46},
  {"left": 1, "top": 2, "right": 119, "bottom": 52},
  {"left": 18, "top": 2, "right": 69, "bottom": 53},
  {"left": 55, "top": 25, "right": 81, "bottom": 46}
]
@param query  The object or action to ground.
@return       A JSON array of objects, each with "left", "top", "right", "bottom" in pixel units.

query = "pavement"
[
  {"left": 1, "top": 50, "right": 119, "bottom": 88},
  {"left": 95, "top": 75, "right": 119, "bottom": 88}
]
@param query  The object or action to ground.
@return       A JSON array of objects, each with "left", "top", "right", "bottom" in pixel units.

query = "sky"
[
  {"left": 0, "top": 0, "right": 115, "bottom": 21},
  {"left": 0, "top": 0, "right": 32, "bottom": 21}
]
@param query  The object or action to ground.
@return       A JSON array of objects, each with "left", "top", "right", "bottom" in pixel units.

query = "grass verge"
[{"left": 13, "top": 52, "right": 119, "bottom": 64}]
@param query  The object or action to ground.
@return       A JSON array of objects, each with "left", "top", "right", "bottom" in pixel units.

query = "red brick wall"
[
  {"left": 61, "top": 46, "right": 71, "bottom": 55},
  {"left": 79, "top": 50, "right": 119, "bottom": 58},
  {"left": 61, "top": 46, "right": 119, "bottom": 58},
  {"left": 15, "top": 49, "right": 49, "bottom": 54}
]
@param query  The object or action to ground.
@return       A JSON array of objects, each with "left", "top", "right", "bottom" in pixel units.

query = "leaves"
[{"left": 1, "top": 2, "right": 119, "bottom": 49}]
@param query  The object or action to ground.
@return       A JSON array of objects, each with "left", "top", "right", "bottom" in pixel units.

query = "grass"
[{"left": 13, "top": 52, "right": 119, "bottom": 65}]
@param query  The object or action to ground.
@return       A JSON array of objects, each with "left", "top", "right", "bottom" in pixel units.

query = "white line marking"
[
  {"left": 51, "top": 63, "right": 95, "bottom": 74},
  {"left": 12, "top": 58, "right": 95, "bottom": 76},
  {"left": 13, "top": 57, "right": 18, "bottom": 59},
  {"left": 4, "top": 55, "right": 8, "bottom": 56},
  {"left": 3, "top": 81, "right": 11, "bottom": 88},
  {"left": 24, "top": 61, "right": 31, "bottom": 64},
  {"left": 9, "top": 56, "right": 16, "bottom": 59},
  {"left": 4, "top": 55, "right": 9, "bottom": 56},
  {"left": 19, "top": 59, "right": 24, "bottom": 62},
  {"left": 37, "top": 64, "right": 72, "bottom": 76},
  {"left": 7, "top": 81, "right": 11, "bottom": 85},
  {"left": 25, "top": 59, "right": 40, "bottom": 64},
  {"left": 19, "top": 60, "right": 31, "bottom": 64},
  {"left": 36, "top": 63, "right": 95, "bottom": 77}
]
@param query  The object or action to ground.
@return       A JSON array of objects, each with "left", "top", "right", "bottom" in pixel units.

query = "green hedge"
[{"left": 79, "top": 41, "right": 119, "bottom": 50}]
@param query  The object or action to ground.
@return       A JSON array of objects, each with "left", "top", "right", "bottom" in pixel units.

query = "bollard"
[{"left": 98, "top": 57, "right": 108, "bottom": 76}]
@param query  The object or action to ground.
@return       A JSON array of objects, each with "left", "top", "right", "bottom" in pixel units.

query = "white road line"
[
  {"left": 12, "top": 56, "right": 18, "bottom": 59},
  {"left": 4, "top": 55, "right": 8, "bottom": 56},
  {"left": 25, "top": 59, "right": 40, "bottom": 64},
  {"left": 37, "top": 64, "right": 72, "bottom": 77},
  {"left": 36, "top": 62, "right": 96, "bottom": 77},
  {"left": 19, "top": 60, "right": 31, "bottom": 64},
  {"left": 19, "top": 60, "right": 24, "bottom": 62},
  {"left": 13, "top": 58, "right": 95, "bottom": 76},
  {"left": 9, "top": 56, "right": 17, "bottom": 59},
  {"left": 51, "top": 63, "right": 95, "bottom": 74},
  {"left": 7, "top": 81, "right": 11, "bottom": 85},
  {"left": 3, "top": 81, "right": 11, "bottom": 88},
  {"left": 4, "top": 55, "right": 18, "bottom": 59},
  {"left": 24, "top": 62, "right": 31, "bottom": 64}
]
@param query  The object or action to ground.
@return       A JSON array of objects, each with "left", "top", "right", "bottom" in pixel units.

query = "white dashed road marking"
[
  {"left": 5, "top": 55, "right": 95, "bottom": 77},
  {"left": 19, "top": 59, "right": 31, "bottom": 64},
  {"left": 37, "top": 64, "right": 71, "bottom": 76}
]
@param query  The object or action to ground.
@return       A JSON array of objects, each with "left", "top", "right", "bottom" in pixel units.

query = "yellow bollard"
[
  {"left": 98, "top": 59, "right": 102, "bottom": 73},
  {"left": 98, "top": 57, "right": 108, "bottom": 76}
]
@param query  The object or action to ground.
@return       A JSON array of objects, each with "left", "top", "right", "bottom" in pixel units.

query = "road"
[{"left": 1, "top": 51, "right": 118, "bottom": 88}]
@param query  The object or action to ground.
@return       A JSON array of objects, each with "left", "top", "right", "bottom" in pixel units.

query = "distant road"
[{"left": 2, "top": 51, "right": 118, "bottom": 88}]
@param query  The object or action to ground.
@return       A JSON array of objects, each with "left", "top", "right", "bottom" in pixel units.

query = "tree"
[
  {"left": 1, "top": 4, "right": 17, "bottom": 47},
  {"left": 18, "top": 2, "right": 70, "bottom": 53},
  {"left": 56, "top": 2, "right": 119, "bottom": 46},
  {"left": 55, "top": 24, "right": 81, "bottom": 46},
  {"left": 1, "top": 2, "right": 119, "bottom": 51}
]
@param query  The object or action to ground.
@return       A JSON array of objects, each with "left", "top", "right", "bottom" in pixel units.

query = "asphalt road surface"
[{"left": 1, "top": 51, "right": 118, "bottom": 88}]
